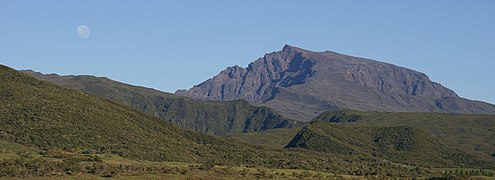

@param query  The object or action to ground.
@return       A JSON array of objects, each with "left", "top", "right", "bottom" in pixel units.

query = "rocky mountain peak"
[
  {"left": 176, "top": 45, "right": 494, "bottom": 121},
  {"left": 281, "top": 44, "right": 305, "bottom": 53}
]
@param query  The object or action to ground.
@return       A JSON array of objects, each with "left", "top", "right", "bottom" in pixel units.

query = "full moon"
[{"left": 77, "top": 25, "right": 90, "bottom": 39}]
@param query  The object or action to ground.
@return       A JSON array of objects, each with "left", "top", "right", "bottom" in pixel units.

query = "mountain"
[
  {"left": 21, "top": 70, "right": 300, "bottom": 136},
  {"left": 285, "top": 121, "right": 495, "bottom": 168},
  {"left": 176, "top": 45, "right": 495, "bottom": 121},
  {"left": 1, "top": 64, "right": 428, "bottom": 177}
]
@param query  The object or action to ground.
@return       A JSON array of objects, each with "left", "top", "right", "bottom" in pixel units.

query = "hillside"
[
  {"left": 176, "top": 45, "right": 495, "bottom": 121},
  {"left": 21, "top": 70, "right": 300, "bottom": 136},
  {"left": 285, "top": 121, "right": 495, "bottom": 168},
  {"left": 314, "top": 110, "right": 495, "bottom": 159},
  {"left": 227, "top": 128, "right": 300, "bottom": 148},
  {"left": 1, "top": 64, "right": 257, "bottom": 162}
]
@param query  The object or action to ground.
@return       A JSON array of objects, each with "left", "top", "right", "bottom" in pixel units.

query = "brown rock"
[{"left": 176, "top": 45, "right": 495, "bottom": 121}]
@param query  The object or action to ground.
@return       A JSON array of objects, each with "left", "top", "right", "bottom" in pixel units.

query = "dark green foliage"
[
  {"left": 153, "top": 98, "right": 300, "bottom": 135},
  {"left": 3, "top": 65, "right": 294, "bottom": 164},
  {"left": 439, "top": 168, "right": 494, "bottom": 178},
  {"left": 315, "top": 109, "right": 495, "bottom": 159},
  {"left": 227, "top": 128, "right": 301, "bottom": 148},
  {"left": 286, "top": 120, "right": 495, "bottom": 169},
  {"left": 317, "top": 110, "right": 361, "bottom": 122},
  {"left": 22, "top": 70, "right": 300, "bottom": 135},
  {"left": 0, "top": 156, "right": 81, "bottom": 177},
  {"left": 199, "top": 160, "right": 216, "bottom": 170},
  {"left": 1, "top": 65, "right": 230, "bottom": 162}
]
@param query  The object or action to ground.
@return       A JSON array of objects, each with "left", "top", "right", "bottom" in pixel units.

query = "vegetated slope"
[
  {"left": 2, "top": 65, "right": 425, "bottom": 176},
  {"left": 227, "top": 128, "right": 300, "bottom": 148},
  {"left": 1, "top": 64, "right": 249, "bottom": 162},
  {"left": 176, "top": 45, "right": 495, "bottom": 121},
  {"left": 21, "top": 70, "right": 299, "bottom": 136},
  {"left": 314, "top": 110, "right": 495, "bottom": 159},
  {"left": 286, "top": 121, "right": 495, "bottom": 168}
]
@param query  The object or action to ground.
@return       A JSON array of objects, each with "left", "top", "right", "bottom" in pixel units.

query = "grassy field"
[
  {"left": 0, "top": 147, "right": 349, "bottom": 179},
  {"left": 2, "top": 154, "right": 493, "bottom": 180},
  {"left": 0, "top": 141, "right": 41, "bottom": 160},
  {"left": 1, "top": 123, "right": 494, "bottom": 179},
  {"left": 1, "top": 168, "right": 348, "bottom": 179},
  {"left": 0, "top": 138, "right": 368, "bottom": 179}
]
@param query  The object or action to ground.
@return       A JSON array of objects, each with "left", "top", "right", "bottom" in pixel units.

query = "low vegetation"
[
  {"left": 315, "top": 110, "right": 495, "bottom": 158},
  {"left": 1, "top": 148, "right": 493, "bottom": 179},
  {"left": 227, "top": 128, "right": 300, "bottom": 148},
  {"left": 286, "top": 121, "right": 495, "bottom": 168}
]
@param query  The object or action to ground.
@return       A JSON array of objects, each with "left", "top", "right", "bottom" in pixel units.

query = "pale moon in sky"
[{"left": 77, "top": 25, "right": 90, "bottom": 39}]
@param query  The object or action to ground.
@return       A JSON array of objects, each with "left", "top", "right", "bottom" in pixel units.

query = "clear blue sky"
[{"left": 1, "top": 1, "right": 494, "bottom": 104}]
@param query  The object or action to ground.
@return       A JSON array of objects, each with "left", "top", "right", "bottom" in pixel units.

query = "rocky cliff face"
[
  {"left": 177, "top": 45, "right": 495, "bottom": 121},
  {"left": 176, "top": 45, "right": 317, "bottom": 103}
]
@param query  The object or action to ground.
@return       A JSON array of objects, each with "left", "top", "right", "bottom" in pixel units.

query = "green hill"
[
  {"left": 2, "top": 65, "right": 240, "bottom": 162},
  {"left": 21, "top": 70, "right": 300, "bottom": 136},
  {"left": 286, "top": 121, "right": 495, "bottom": 168},
  {"left": 314, "top": 110, "right": 495, "bottom": 158},
  {"left": 223, "top": 109, "right": 495, "bottom": 170}
]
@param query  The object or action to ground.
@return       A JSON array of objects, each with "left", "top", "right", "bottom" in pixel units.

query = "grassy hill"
[
  {"left": 227, "top": 109, "right": 495, "bottom": 171},
  {"left": 286, "top": 121, "right": 495, "bottom": 168},
  {"left": 2, "top": 65, "right": 244, "bottom": 162},
  {"left": 315, "top": 110, "right": 495, "bottom": 158},
  {"left": 22, "top": 70, "right": 301, "bottom": 136}
]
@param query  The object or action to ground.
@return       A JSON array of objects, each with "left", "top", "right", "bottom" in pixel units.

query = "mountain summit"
[{"left": 176, "top": 45, "right": 495, "bottom": 121}]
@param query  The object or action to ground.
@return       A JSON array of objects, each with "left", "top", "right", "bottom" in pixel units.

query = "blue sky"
[{"left": 1, "top": 1, "right": 494, "bottom": 104}]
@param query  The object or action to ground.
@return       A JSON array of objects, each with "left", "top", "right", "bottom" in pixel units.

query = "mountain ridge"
[
  {"left": 176, "top": 45, "right": 495, "bottom": 121},
  {"left": 21, "top": 70, "right": 300, "bottom": 136}
]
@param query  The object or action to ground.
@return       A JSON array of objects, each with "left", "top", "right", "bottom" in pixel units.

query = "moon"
[{"left": 77, "top": 25, "right": 90, "bottom": 39}]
